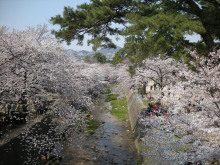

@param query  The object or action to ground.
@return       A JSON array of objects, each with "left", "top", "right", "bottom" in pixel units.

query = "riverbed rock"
[
  {"left": 91, "top": 146, "right": 96, "bottom": 150},
  {"left": 214, "top": 120, "right": 220, "bottom": 128},
  {"left": 100, "top": 130, "right": 104, "bottom": 135}
]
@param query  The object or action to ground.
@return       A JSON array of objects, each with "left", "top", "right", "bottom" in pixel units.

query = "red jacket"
[{"left": 153, "top": 104, "right": 158, "bottom": 111}]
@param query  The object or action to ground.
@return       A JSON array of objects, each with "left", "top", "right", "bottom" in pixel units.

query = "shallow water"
[
  {"left": 60, "top": 95, "right": 138, "bottom": 165},
  {"left": 0, "top": 116, "right": 58, "bottom": 165},
  {"left": 0, "top": 95, "right": 138, "bottom": 165}
]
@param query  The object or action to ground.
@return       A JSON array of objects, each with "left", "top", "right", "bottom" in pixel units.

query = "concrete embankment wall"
[
  {"left": 123, "top": 88, "right": 145, "bottom": 131},
  {"left": 121, "top": 85, "right": 148, "bottom": 163},
  {"left": 121, "top": 85, "right": 172, "bottom": 165}
]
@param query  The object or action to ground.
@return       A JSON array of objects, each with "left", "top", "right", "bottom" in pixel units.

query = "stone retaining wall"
[{"left": 123, "top": 88, "right": 145, "bottom": 130}]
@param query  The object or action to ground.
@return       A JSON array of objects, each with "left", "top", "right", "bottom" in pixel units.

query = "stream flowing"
[
  {"left": 0, "top": 94, "right": 138, "bottom": 165},
  {"left": 60, "top": 94, "right": 138, "bottom": 164}
]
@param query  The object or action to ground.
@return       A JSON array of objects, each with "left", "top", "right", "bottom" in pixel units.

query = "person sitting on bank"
[
  {"left": 40, "top": 104, "right": 44, "bottom": 114},
  {"left": 153, "top": 103, "right": 158, "bottom": 111},
  {"left": 145, "top": 103, "right": 153, "bottom": 116},
  {"left": 37, "top": 104, "right": 44, "bottom": 114},
  {"left": 130, "top": 84, "right": 135, "bottom": 90},
  {"left": 153, "top": 82, "right": 157, "bottom": 90},
  {"left": 154, "top": 102, "right": 162, "bottom": 116},
  {"left": 137, "top": 85, "right": 141, "bottom": 93}
]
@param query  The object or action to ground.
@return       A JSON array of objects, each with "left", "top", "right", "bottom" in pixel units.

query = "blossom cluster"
[
  {"left": 114, "top": 51, "right": 220, "bottom": 163},
  {"left": 0, "top": 25, "right": 112, "bottom": 160}
]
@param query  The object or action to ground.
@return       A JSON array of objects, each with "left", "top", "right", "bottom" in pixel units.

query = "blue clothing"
[
  {"left": 145, "top": 105, "right": 150, "bottom": 111},
  {"left": 145, "top": 105, "right": 152, "bottom": 116}
]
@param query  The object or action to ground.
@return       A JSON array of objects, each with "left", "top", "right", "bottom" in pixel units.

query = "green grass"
[
  {"left": 86, "top": 119, "right": 99, "bottom": 135},
  {"left": 142, "top": 99, "right": 156, "bottom": 107},
  {"left": 100, "top": 87, "right": 111, "bottom": 94},
  {"left": 110, "top": 97, "right": 128, "bottom": 121},
  {"left": 105, "top": 94, "right": 120, "bottom": 102},
  {"left": 173, "top": 133, "right": 188, "bottom": 140},
  {"left": 142, "top": 99, "right": 153, "bottom": 106}
]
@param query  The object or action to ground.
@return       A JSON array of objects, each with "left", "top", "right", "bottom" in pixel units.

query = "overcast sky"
[{"left": 0, "top": 0, "right": 125, "bottom": 51}]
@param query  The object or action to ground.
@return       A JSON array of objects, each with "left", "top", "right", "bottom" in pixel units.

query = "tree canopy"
[
  {"left": 50, "top": 0, "right": 220, "bottom": 64},
  {"left": 93, "top": 52, "right": 107, "bottom": 63}
]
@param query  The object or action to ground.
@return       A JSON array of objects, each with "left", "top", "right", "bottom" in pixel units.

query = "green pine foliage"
[
  {"left": 51, "top": 0, "right": 220, "bottom": 65},
  {"left": 93, "top": 52, "right": 107, "bottom": 63}
]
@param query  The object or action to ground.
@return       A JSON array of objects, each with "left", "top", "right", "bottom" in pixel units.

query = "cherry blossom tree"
[
  {"left": 163, "top": 50, "right": 220, "bottom": 125},
  {"left": 139, "top": 50, "right": 220, "bottom": 163},
  {"left": 108, "top": 59, "right": 134, "bottom": 88},
  {"left": 0, "top": 25, "right": 107, "bottom": 113},
  {"left": 0, "top": 25, "right": 113, "bottom": 162},
  {"left": 133, "top": 55, "right": 181, "bottom": 90}
]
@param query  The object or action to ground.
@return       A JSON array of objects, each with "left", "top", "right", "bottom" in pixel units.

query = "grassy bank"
[
  {"left": 110, "top": 97, "right": 128, "bottom": 121},
  {"left": 100, "top": 87, "right": 111, "bottom": 94},
  {"left": 105, "top": 94, "right": 119, "bottom": 102},
  {"left": 103, "top": 88, "right": 128, "bottom": 121}
]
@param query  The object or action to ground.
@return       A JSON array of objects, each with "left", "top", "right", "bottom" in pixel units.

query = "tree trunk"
[{"left": 200, "top": 30, "right": 214, "bottom": 51}]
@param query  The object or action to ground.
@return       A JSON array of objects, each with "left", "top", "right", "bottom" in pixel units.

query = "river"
[
  {"left": 60, "top": 94, "right": 138, "bottom": 164},
  {"left": 0, "top": 93, "right": 138, "bottom": 165}
]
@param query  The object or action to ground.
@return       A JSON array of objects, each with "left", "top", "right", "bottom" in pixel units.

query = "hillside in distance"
[{"left": 65, "top": 46, "right": 121, "bottom": 61}]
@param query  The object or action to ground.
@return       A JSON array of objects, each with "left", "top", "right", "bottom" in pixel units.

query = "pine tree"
[{"left": 50, "top": 0, "right": 220, "bottom": 63}]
